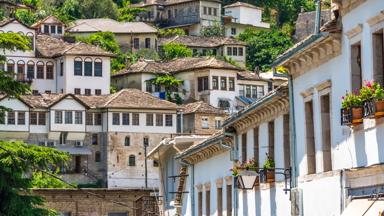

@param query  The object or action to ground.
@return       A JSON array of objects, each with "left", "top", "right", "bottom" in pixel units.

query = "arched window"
[
  {"left": 27, "top": 61, "right": 35, "bottom": 79},
  {"left": 128, "top": 155, "right": 135, "bottom": 166},
  {"left": 17, "top": 31, "right": 24, "bottom": 35},
  {"left": 124, "top": 136, "right": 130, "bottom": 146},
  {"left": 26, "top": 32, "right": 34, "bottom": 49},
  {"left": 74, "top": 57, "right": 82, "bottom": 76},
  {"left": 36, "top": 61, "right": 44, "bottom": 79},
  {"left": 94, "top": 58, "right": 102, "bottom": 77},
  {"left": 84, "top": 57, "right": 92, "bottom": 76},
  {"left": 46, "top": 61, "right": 54, "bottom": 80},
  {"left": 95, "top": 151, "right": 101, "bottom": 162},
  {"left": 7, "top": 59, "right": 15, "bottom": 73},
  {"left": 16, "top": 60, "right": 25, "bottom": 81}
]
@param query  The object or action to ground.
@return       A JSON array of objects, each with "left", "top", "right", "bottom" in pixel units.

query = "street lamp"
[{"left": 237, "top": 170, "right": 259, "bottom": 190}]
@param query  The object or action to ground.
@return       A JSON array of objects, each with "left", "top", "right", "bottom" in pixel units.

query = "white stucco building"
[
  {"left": 273, "top": 0, "right": 384, "bottom": 215},
  {"left": 0, "top": 18, "right": 113, "bottom": 95}
]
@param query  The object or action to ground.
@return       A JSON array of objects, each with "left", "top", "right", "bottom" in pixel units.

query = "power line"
[{"left": 0, "top": 145, "right": 159, "bottom": 215}]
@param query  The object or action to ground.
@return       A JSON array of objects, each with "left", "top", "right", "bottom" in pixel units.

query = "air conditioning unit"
[
  {"left": 291, "top": 188, "right": 303, "bottom": 216},
  {"left": 75, "top": 141, "right": 83, "bottom": 147}
]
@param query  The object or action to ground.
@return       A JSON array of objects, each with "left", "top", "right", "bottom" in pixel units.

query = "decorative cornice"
[
  {"left": 300, "top": 87, "right": 314, "bottom": 98},
  {"left": 315, "top": 80, "right": 332, "bottom": 91},
  {"left": 215, "top": 178, "right": 224, "bottom": 188},
  {"left": 345, "top": 24, "right": 363, "bottom": 39},
  {"left": 335, "top": 0, "right": 367, "bottom": 16},
  {"left": 367, "top": 10, "right": 384, "bottom": 26}
]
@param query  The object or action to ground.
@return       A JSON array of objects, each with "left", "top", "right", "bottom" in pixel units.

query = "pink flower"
[{"left": 342, "top": 96, "right": 345, "bottom": 100}]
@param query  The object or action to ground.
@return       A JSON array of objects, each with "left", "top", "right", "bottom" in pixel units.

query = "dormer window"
[
  {"left": 44, "top": 25, "right": 49, "bottom": 34},
  {"left": 50, "top": 25, "right": 56, "bottom": 34},
  {"left": 58, "top": 26, "right": 63, "bottom": 34}
]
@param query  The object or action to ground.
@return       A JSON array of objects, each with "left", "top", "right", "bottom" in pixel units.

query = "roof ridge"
[{"left": 102, "top": 89, "right": 126, "bottom": 107}]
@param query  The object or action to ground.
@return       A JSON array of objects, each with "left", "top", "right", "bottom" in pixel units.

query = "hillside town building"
[
  {"left": 0, "top": 18, "right": 113, "bottom": 95},
  {"left": 67, "top": 18, "right": 158, "bottom": 52},
  {"left": 159, "top": 35, "right": 247, "bottom": 66}
]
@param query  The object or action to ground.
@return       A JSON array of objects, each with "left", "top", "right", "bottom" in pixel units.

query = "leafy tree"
[
  {"left": 158, "top": 28, "right": 186, "bottom": 38},
  {"left": 15, "top": 9, "right": 39, "bottom": 26},
  {"left": 55, "top": 0, "right": 83, "bottom": 23},
  {"left": 161, "top": 43, "right": 192, "bottom": 60},
  {"left": 149, "top": 75, "right": 184, "bottom": 104},
  {"left": 136, "top": 48, "right": 160, "bottom": 61},
  {"left": 200, "top": 21, "right": 224, "bottom": 37},
  {"left": 218, "top": 56, "right": 240, "bottom": 67},
  {"left": 238, "top": 28, "right": 293, "bottom": 72},
  {"left": 0, "top": 141, "right": 70, "bottom": 216},
  {"left": 80, "top": 0, "right": 119, "bottom": 20},
  {"left": 117, "top": 0, "right": 146, "bottom": 22}
]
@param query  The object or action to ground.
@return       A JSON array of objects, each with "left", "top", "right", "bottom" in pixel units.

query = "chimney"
[{"left": 314, "top": 0, "right": 322, "bottom": 35}]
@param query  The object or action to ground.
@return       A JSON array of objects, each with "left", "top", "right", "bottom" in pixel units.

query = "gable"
[
  {"left": 50, "top": 96, "right": 87, "bottom": 110},
  {"left": 0, "top": 20, "right": 35, "bottom": 33},
  {"left": 0, "top": 97, "right": 30, "bottom": 111}
]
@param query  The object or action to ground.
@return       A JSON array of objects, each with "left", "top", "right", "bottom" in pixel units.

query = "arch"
[
  {"left": 128, "top": 155, "right": 136, "bottom": 166},
  {"left": 7, "top": 59, "right": 15, "bottom": 64},
  {"left": 27, "top": 61, "right": 35, "bottom": 79},
  {"left": 17, "top": 31, "right": 24, "bottom": 35},
  {"left": 46, "top": 61, "right": 54, "bottom": 80},
  {"left": 84, "top": 57, "right": 92, "bottom": 76},
  {"left": 95, "top": 151, "right": 101, "bottom": 162},
  {"left": 84, "top": 57, "right": 92, "bottom": 62},
  {"left": 74, "top": 57, "right": 83, "bottom": 76},
  {"left": 36, "top": 61, "right": 45, "bottom": 79},
  {"left": 6, "top": 59, "right": 15, "bottom": 73},
  {"left": 94, "top": 58, "right": 103, "bottom": 77},
  {"left": 17, "top": 60, "right": 25, "bottom": 65}
]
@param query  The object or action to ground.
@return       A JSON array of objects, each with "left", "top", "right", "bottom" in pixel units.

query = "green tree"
[
  {"left": 117, "top": 0, "right": 146, "bottom": 22},
  {"left": 200, "top": 21, "right": 224, "bottom": 37},
  {"left": 149, "top": 75, "right": 184, "bottom": 104},
  {"left": 158, "top": 28, "right": 186, "bottom": 38},
  {"left": 15, "top": 9, "right": 39, "bottom": 26},
  {"left": 161, "top": 43, "right": 192, "bottom": 60},
  {"left": 238, "top": 28, "right": 293, "bottom": 71},
  {"left": 80, "top": 0, "right": 119, "bottom": 20}
]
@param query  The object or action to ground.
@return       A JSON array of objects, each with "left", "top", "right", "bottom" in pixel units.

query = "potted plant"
[
  {"left": 341, "top": 92, "right": 363, "bottom": 124},
  {"left": 230, "top": 159, "right": 259, "bottom": 189},
  {"left": 263, "top": 154, "right": 275, "bottom": 183},
  {"left": 359, "top": 81, "right": 384, "bottom": 118}
]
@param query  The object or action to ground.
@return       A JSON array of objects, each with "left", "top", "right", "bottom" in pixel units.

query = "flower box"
[{"left": 341, "top": 107, "right": 363, "bottom": 126}]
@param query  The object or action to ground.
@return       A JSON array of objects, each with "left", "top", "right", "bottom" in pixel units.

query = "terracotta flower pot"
[
  {"left": 375, "top": 100, "right": 384, "bottom": 118},
  {"left": 266, "top": 170, "right": 275, "bottom": 183},
  {"left": 351, "top": 107, "right": 363, "bottom": 124}
]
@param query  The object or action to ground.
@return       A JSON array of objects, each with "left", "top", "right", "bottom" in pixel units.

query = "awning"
[
  {"left": 341, "top": 199, "right": 384, "bottom": 216},
  {"left": 67, "top": 132, "right": 86, "bottom": 141},
  {"left": 48, "top": 132, "right": 61, "bottom": 140},
  {"left": 56, "top": 146, "right": 92, "bottom": 155},
  {"left": 0, "top": 132, "right": 29, "bottom": 140}
]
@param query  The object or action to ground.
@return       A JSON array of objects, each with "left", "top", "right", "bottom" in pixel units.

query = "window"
[
  {"left": 38, "top": 112, "right": 46, "bottom": 125},
  {"left": 217, "top": 187, "right": 223, "bottom": 216},
  {"left": 58, "top": 26, "right": 63, "bottom": 34},
  {"left": 373, "top": 29, "right": 384, "bottom": 85},
  {"left": 60, "top": 132, "right": 68, "bottom": 144},
  {"left": 215, "top": 118, "right": 221, "bottom": 129},
  {"left": 206, "top": 190, "right": 210, "bottom": 215},
  {"left": 86, "top": 113, "right": 93, "bottom": 125},
  {"left": 30, "top": 112, "right": 37, "bottom": 125},
  {"left": 228, "top": 78, "right": 235, "bottom": 91},
  {"left": 45, "top": 90, "right": 51, "bottom": 94},
  {"left": 75, "top": 111, "right": 82, "bottom": 124},
  {"left": 213, "top": 8, "right": 217, "bottom": 16},
  {"left": 245, "top": 85, "right": 251, "bottom": 98},
  {"left": 128, "top": 155, "right": 136, "bottom": 166},
  {"left": 257, "top": 86, "right": 264, "bottom": 98},
  {"left": 252, "top": 86, "right": 257, "bottom": 98},
  {"left": 145, "top": 38, "right": 151, "bottom": 48},
  {"left": 95, "top": 151, "right": 101, "bottom": 162},
  {"left": 320, "top": 94, "right": 332, "bottom": 172},
  {"left": 165, "top": 114, "right": 173, "bottom": 126},
  {"left": 231, "top": 28, "right": 236, "bottom": 35},
  {"left": 226, "top": 185, "right": 232, "bottom": 216},
  {"left": 197, "top": 76, "right": 209, "bottom": 92},
  {"left": 254, "top": 126, "right": 259, "bottom": 168},
  {"left": 55, "top": 111, "right": 63, "bottom": 124},
  {"left": 92, "top": 134, "right": 98, "bottom": 145},
  {"left": 17, "top": 61, "right": 25, "bottom": 81},
  {"left": 112, "top": 113, "right": 120, "bottom": 125},
  {"left": 32, "top": 90, "right": 38, "bottom": 95},
  {"left": 122, "top": 113, "right": 130, "bottom": 125},
  {"left": 203, "top": 6, "right": 207, "bottom": 14},
  {"left": 351, "top": 42, "right": 362, "bottom": 92},
  {"left": 74, "top": 88, "right": 81, "bottom": 95},
  {"left": 146, "top": 113, "right": 153, "bottom": 126},
  {"left": 305, "top": 100, "right": 316, "bottom": 174},
  {"left": 198, "top": 191, "right": 203, "bottom": 216},
  {"left": 156, "top": 114, "right": 163, "bottom": 126},
  {"left": 212, "top": 76, "right": 218, "bottom": 90},
  {"left": 36, "top": 62, "right": 44, "bottom": 79},
  {"left": 95, "top": 89, "right": 101, "bottom": 95},
  {"left": 27, "top": 61, "right": 34, "bottom": 79},
  {"left": 46, "top": 62, "right": 54, "bottom": 79},
  {"left": 220, "top": 77, "right": 227, "bottom": 90},
  {"left": 60, "top": 61, "right": 63, "bottom": 76},
  {"left": 94, "top": 59, "right": 102, "bottom": 77},
  {"left": 146, "top": 82, "right": 152, "bottom": 93},
  {"left": 50, "top": 25, "right": 56, "bottom": 34},
  {"left": 84, "top": 58, "right": 92, "bottom": 76},
  {"left": 227, "top": 47, "right": 232, "bottom": 56},
  {"left": 218, "top": 100, "right": 230, "bottom": 110},
  {"left": 65, "top": 111, "right": 72, "bottom": 124},
  {"left": 0, "top": 113, "right": 4, "bottom": 124},
  {"left": 168, "top": 10, "right": 171, "bottom": 18},
  {"left": 239, "top": 47, "right": 244, "bottom": 56},
  {"left": 7, "top": 112, "right": 15, "bottom": 125},
  {"left": 208, "top": 7, "right": 212, "bottom": 15},
  {"left": 153, "top": 160, "right": 159, "bottom": 167},
  {"left": 95, "top": 113, "right": 102, "bottom": 125},
  {"left": 133, "top": 38, "right": 140, "bottom": 50},
  {"left": 268, "top": 121, "right": 275, "bottom": 162},
  {"left": 124, "top": 136, "right": 130, "bottom": 146},
  {"left": 174, "top": 9, "right": 178, "bottom": 17},
  {"left": 201, "top": 116, "right": 209, "bottom": 129},
  {"left": 132, "top": 113, "right": 140, "bottom": 125},
  {"left": 44, "top": 25, "right": 49, "bottom": 33},
  {"left": 154, "top": 84, "right": 161, "bottom": 92},
  {"left": 7, "top": 60, "right": 14, "bottom": 74},
  {"left": 233, "top": 47, "right": 238, "bottom": 56},
  {"left": 85, "top": 89, "right": 91, "bottom": 96},
  {"left": 241, "top": 133, "right": 247, "bottom": 162},
  {"left": 74, "top": 58, "right": 82, "bottom": 76}
]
